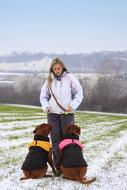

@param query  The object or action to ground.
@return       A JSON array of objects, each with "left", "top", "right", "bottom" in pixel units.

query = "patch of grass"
[
  {"left": 0, "top": 104, "right": 42, "bottom": 113},
  {"left": 91, "top": 123, "right": 127, "bottom": 142},
  {"left": 0, "top": 125, "right": 33, "bottom": 132},
  {"left": 0, "top": 117, "right": 45, "bottom": 123},
  {"left": 0, "top": 156, "right": 24, "bottom": 167},
  {"left": 7, "top": 132, "right": 31, "bottom": 140},
  {"left": 0, "top": 106, "right": 127, "bottom": 150},
  {"left": 102, "top": 152, "right": 125, "bottom": 171},
  {"left": 0, "top": 113, "right": 45, "bottom": 118},
  {"left": 12, "top": 143, "right": 28, "bottom": 149},
  {"left": 76, "top": 112, "right": 127, "bottom": 121},
  {"left": 75, "top": 112, "right": 127, "bottom": 132},
  {"left": 9, "top": 126, "right": 32, "bottom": 131},
  {"left": 8, "top": 135, "right": 22, "bottom": 140}
]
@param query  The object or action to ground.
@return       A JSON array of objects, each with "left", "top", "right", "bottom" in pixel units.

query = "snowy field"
[{"left": 0, "top": 104, "right": 127, "bottom": 190}]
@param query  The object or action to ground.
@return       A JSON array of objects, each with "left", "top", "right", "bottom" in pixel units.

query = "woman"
[{"left": 40, "top": 58, "right": 83, "bottom": 173}]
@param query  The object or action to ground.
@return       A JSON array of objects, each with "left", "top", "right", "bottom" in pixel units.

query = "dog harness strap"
[
  {"left": 35, "top": 140, "right": 37, "bottom": 146},
  {"left": 72, "top": 139, "right": 74, "bottom": 144},
  {"left": 59, "top": 139, "right": 84, "bottom": 150},
  {"left": 28, "top": 140, "right": 52, "bottom": 152}
]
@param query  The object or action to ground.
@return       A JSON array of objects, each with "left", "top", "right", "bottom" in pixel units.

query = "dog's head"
[
  {"left": 65, "top": 124, "right": 81, "bottom": 135},
  {"left": 33, "top": 123, "right": 52, "bottom": 137}
]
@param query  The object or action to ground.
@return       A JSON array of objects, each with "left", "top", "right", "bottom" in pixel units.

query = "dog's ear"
[
  {"left": 65, "top": 124, "right": 80, "bottom": 135},
  {"left": 40, "top": 123, "right": 52, "bottom": 136},
  {"left": 65, "top": 125, "right": 70, "bottom": 133},
  {"left": 76, "top": 126, "right": 81, "bottom": 135},
  {"left": 33, "top": 125, "right": 39, "bottom": 134}
]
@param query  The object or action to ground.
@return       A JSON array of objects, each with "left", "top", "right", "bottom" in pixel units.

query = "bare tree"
[
  {"left": 90, "top": 76, "right": 123, "bottom": 112},
  {"left": 14, "top": 74, "right": 45, "bottom": 105},
  {"left": 78, "top": 77, "right": 90, "bottom": 110}
]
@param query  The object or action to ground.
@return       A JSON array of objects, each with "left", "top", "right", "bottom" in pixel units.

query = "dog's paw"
[
  {"left": 54, "top": 170, "right": 61, "bottom": 176},
  {"left": 83, "top": 177, "right": 96, "bottom": 185},
  {"left": 20, "top": 176, "right": 29, "bottom": 180}
]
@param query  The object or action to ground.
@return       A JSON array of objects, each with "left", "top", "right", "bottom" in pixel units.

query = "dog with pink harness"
[{"left": 59, "top": 124, "right": 96, "bottom": 185}]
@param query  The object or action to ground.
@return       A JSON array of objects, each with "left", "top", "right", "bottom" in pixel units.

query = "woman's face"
[{"left": 52, "top": 63, "right": 63, "bottom": 76}]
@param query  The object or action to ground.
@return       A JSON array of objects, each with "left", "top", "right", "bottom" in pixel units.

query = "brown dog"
[
  {"left": 59, "top": 124, "right": 96, "bottom": 185},
  {"left": 20, "top": 123, "right": 57, "bottom": 180}
]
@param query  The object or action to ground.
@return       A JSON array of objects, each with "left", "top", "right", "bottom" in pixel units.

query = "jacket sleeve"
[
  {"left": 69, "top": 74, "right": 83, "bottom": 110},
  {"left": 40, "top": 80, "right": 51, "bottom": 111}
]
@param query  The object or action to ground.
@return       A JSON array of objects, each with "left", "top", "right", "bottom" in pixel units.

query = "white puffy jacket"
[{"left": 40, "top": 72, "right": 83, "bottom": 114}]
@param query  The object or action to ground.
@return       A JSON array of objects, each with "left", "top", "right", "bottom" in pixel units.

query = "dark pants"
[{"left": 47, "top": 113, "right": 74, "bottom": 169}]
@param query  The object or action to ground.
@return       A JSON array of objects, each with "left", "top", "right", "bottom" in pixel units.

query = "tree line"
[{"left": 0, "top": 75, "right": 127, "bottom": 113}]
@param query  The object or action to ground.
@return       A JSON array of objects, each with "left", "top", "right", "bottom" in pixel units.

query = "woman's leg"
[
  {"left": 47, "top": 113, "right": 74, "bottom": 170},
  {"left": 60, "top": 113, "right": 74, "bottom": 137},
  {"left": 47, "top": 113, "right": 62, "bottom": 169}
]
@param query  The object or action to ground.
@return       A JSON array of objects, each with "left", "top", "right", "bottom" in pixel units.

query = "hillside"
[
  {"left": 0, "top": 51, "right": 127, "bottom": 73},
  {"left": 0, "top": 104, "right": 127, "bottom": 190}
]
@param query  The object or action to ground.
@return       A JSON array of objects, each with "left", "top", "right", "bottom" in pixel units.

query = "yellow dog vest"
[{"left": 28, "top": 140, "right": 52, "bottom": 152}]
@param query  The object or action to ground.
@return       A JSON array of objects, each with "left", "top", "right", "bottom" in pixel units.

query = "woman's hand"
[
  {"left": 66, "top": 105, "right": 73, "bottom": 112},
  {"left": 45, "top": 107, "right": 51, "bottom": 113}
]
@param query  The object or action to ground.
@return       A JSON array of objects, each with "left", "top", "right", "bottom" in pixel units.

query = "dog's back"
[
  {"left": 59, "top": 133, "right": 88, "bottom": 168},
  {"left": 21, "top": 146, "right": 49, "bottom": 171}
]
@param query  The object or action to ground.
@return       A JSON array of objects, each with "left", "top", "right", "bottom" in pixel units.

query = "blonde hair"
[{"left": 47, "top": 58, "right": 68, "bottom": 86}]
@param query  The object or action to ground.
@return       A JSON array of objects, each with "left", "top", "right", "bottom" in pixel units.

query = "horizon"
[{"left": 1, "top": 49, "right": 127, "bottom": 57}]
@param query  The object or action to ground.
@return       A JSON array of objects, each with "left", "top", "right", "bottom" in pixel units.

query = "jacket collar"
[{"left": 51, "top": 71, "right": 67, "bottom": 81}]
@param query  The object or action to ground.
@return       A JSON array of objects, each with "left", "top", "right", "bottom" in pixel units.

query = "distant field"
[{"left": 0, "top": 104, "right": 127, "bottom": 190}]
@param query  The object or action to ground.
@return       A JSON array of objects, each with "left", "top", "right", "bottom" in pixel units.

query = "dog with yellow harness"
[{"left": 20, "top": 123, "right": 57, "bottom": 180}]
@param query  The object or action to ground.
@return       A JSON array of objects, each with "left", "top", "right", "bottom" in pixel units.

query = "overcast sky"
[{"left": 0, "top": 0, "right": 127, "bottom": 55}]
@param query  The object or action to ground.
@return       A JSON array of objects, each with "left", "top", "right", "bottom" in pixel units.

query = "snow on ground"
[{"left": 0, "top": 105, "right": 127, "bottom": 190}]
